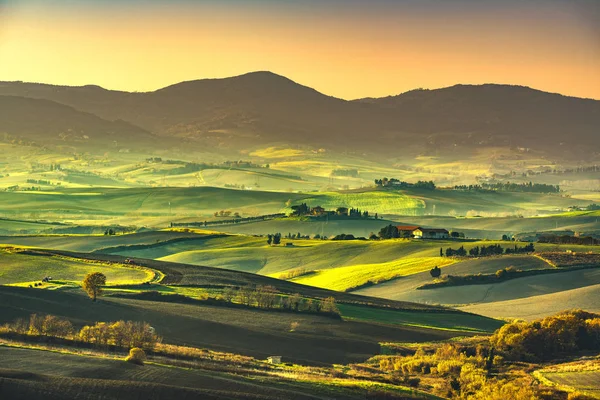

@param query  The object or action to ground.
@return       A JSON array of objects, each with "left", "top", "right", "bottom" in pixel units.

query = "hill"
[
  {"left": 0, "top": 247, "right": 502, "bottom": 364},
  {"left": 459, "top": 282, "right": 600, "bottom": 320},
  {"left": 1, "top": 73, "right": 599, "bottom": 159},
  {"left": 355, "top": 84, "right": 600, "bottom": 158},
  {"left": 0, "top": 95, "right": 156, "bottom": 151}
]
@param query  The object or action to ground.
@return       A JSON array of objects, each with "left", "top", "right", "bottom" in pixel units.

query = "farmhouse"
[
  {"left": 310, "top": 206, "right": 326, "bottom": 216},
  {"left": 413, "top": 228, "right": 449, "bottom": 239},
  {"left": 396, "top": 225, "right": 421, "bottom": 238}
]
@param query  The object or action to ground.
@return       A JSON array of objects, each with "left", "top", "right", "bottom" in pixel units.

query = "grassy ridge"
[{"left": 291, "top": 257, "right": 455, "bottom": 292}]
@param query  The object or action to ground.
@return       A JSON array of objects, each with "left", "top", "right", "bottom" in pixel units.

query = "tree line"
[
  {"left": 538, "top": 234, "right": 599, "bottom": 245},
  {"left": 442, "top": 243, "right": 534, "bottom": 257},
  {"left": 221, "top": 285, "right": 340, "bottom": 317},
  {"left": 171, "top": 213, "right": 286, "bottom": 228},
  {"left": 1, "top": 314, "right": 161, "bottom": 351},
  {"left": 453, "top": 182, "right": 560, "bottom": 193},
  {"left": 375, "top": 178, "right": 436, "bottom": 190}
]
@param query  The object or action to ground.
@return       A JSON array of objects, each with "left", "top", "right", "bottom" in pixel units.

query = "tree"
[
  {"left": 430, "top": 266, "right": 442, "bottom": 278},
  {"left": 126, "top": 347, "right": 146, "bottom": 365},
  {"left": 440, "top": 247, "right": 443, "bottom": 257},
  {"left": 267, "top": 234, "right": 273, "bottom": 245},
  {"left": 82, "top": 272, "right": 106, "bottom": 302},
  {"left": 273, "top": 233, "right": 281, "bottom": 245}
]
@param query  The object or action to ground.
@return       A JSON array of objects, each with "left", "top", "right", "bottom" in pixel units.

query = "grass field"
[
  {"left": 0, "top": 285, "right": 487, "bottom": 366},
  {"left": 291, "top": 257, "right": 456, "bottom": 292},
  {"left": 338, "top": 304, "right": 502, "bottom": 333},
  {"left": 535, "top": 361, "right": 600, "bottom": 399},
  {"left": 0, "top": 249, "right": 154, "bottom": 287},
  {"left": 0, "top": 230, "right": 208, "bottom": 253},
  {"left": 357, "top": 255, "right": 600, "bottom": 309},
  {"left": 0, "top": 341, "right": 443, "bottom": 400},
  {"left": 459, "top": 282, "right": 600, "bottom": 320}
]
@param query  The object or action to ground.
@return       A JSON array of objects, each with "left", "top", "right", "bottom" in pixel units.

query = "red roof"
[{"left": 396, "top": 225, "right": 421, "bottom": 231}]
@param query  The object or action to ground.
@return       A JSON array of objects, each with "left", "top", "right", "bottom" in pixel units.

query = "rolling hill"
[{"left": 0, "top": 95, "right": 157, "bottom": 150}]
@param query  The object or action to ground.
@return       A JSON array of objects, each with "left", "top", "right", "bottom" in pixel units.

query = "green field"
[
  {"left": 0, "top": 249, "right": 154, "bottom": 287},
  {"left": 460, "top": 282, "right": 600, "bottom": 320},
  {"left": 291, "top": 257, "right": 455, "bottom": 292},
  {"left": 0, "top": 284, "right": 487, "bottom": 366},
  {"left": 338, "top": 304, "right": 502, "bottom": 333}
]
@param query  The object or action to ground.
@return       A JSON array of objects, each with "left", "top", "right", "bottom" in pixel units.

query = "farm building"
[
  {"left": 396, "top": 225, "right": 421, "bottom": 238},
  {"left": 267, "top": 356, "right": 282, "bottom": 364},
  {"left": 310, "top": 206, "right": 326, "bottom": 216},
  {"left": 413, "top": 228, "right": 449, "bottom": 239}
]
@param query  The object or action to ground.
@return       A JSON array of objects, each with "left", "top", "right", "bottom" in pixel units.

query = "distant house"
[
  {"left": 336, "top": 207, "right": 349, "bottom": 216},
  {"left": 413, "top": 228, "right": 449, "bottom": 239},
  {"left": 267, "top": 356, "right": 282, "bottom": 364},
  {"left": 396, "top": 225, "right": 421, "bottom": 238},
  {"left": 311, "top": 206, "right": 326, "bottom": 216}
]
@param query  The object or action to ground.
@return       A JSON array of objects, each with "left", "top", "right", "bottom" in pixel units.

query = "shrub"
[
  {"left": 126, "top": 347, "right": 146, "bottom": 365},
  {"left": 567, "top": 392, "right": 595, "bottom": 400},
  {"left": 436, "top": 359, "right": 463, "bottom": 376}
]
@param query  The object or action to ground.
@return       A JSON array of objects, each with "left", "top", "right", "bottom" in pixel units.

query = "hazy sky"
[{"left": 0, "top": 0, "right": 599, "bottom": 99}]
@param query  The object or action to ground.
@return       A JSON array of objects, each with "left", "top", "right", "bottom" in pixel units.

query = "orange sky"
[{"left": 0, "top": 0, "right": 599, "bottom": 99}]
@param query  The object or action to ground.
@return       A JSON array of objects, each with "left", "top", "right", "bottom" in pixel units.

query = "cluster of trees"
[
  {"left": 214, "top": 210, "right": 241, "bottom": 218},
  {"left": 332, "top": 233, "right": 366, "bottom": 241},
  {"left": 145, "top": 157, "right": 162, "bottom": 163},
  {"left": 377, "top": 342, "right": 536, "bottom": 399},
  {"left": 378, "top": 225, "right": 401, "bottom": 239},
  {"left": 568, "top": 203, "right": 600, "bottom": 211},
  {"left": 442, "top": 243, "right": 534, "bottom": 257},
  {"left": 331, "top": 168, "right": 359, "bottom": 177},
  {"left": 267, "top": 233, "right": 282, "bottom": 245},
  {"left": 375, "top": 178, "right": 436, "bottom": 190},
  {"left": 221, "top": 285, "right": 340, "bottom": 316},
  {"left": 26, "top": 179, "right": 51, "bottom": 185},
  {"left": 538, "top": 235, "right": 599, "bottom": 245},
  {"left": 291, "top": 203, "right": 310, "bottom": 216},
  {"left": 453, "top": 182, "right": 560, "bottom": 193},
  {"left": 79, "top": 320, "right": 160, "bottom": 351},
  {"left": 377, "top": 309, "right": 600, "bottom": 399},
  {"left": 491, "top": 310, "right": 600, "bottom": 361},
  {"left": 1, "top": 314, "right": 161, "bottom": 351}
]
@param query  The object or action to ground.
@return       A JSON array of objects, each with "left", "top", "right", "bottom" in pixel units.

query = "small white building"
[
  {"left": 413, "top": 228, "right": 449, "bottom": 239},
  {"left": 267, "top": 356, "right": 282, "bottom": 364}
]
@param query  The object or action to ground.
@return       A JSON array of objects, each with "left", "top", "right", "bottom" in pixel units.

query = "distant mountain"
[
  {"left": 355, "top": 84, "right": 600, "bottom": 151},
  {"left": 0, "top": 73, "right": 598, "bottom": 158},
  {"left": 0, "top": 95, "right": 156, "bottom": 150}
]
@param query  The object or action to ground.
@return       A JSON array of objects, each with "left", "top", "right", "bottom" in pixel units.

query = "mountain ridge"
[{"left": 0, "top": 72, "right": 598, "bottom": 159}]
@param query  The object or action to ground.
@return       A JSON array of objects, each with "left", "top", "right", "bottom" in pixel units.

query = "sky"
[{"left": 0, "top": 0, "right": 599, "bottom": 99}]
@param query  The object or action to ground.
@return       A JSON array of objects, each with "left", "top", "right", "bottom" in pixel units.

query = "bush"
[
  {"left": 126, "top": 347, "right": 146, "bottom": 365},
  {"left": 567, "top": 392, "right": 595, "bottom": 400}
]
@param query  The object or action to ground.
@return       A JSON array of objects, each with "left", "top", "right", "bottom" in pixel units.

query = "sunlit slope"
[
  {"left": 290, "top": 257, "right": 455, "bottom": 292},
  {"left": 0, "top": 249, "right": 153, "bottom": 286},
  {"left": 148, "top": 238, "right": 452, "bottom": 275},
  {"left": 459, "top": 282, "right": 600, "bottom": 320},
  {"left": 357, "top": 256, "right": 600, "bottom": 309}
]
